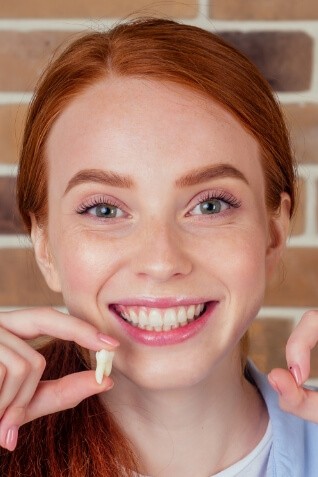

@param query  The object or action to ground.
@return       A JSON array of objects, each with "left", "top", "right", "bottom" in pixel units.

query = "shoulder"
[{"left": 247, "top": 361, "right": 318, "bottom": 477}]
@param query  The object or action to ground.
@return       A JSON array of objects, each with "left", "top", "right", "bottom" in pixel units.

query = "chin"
[{"left": 112, "top": 348, "right": 227, "bottom": 392}]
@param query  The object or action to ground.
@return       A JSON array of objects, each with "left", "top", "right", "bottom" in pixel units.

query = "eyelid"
[
  {"left": 188, "top": 189, "right": 241, "bottom": 211},
  {"left": 75, "top": 194, "right": 128, "bottom": 215}
]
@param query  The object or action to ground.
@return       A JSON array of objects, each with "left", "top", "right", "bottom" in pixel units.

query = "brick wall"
[{"left": 0, "top": 0, "right": 317, "bottom": 380}]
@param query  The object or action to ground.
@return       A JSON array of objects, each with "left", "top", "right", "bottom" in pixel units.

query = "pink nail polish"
[
  {"left": 5, "top": 426, "right": 18, "bottom": 451},
  {"left": 289, "top": 364, "right": 302, "bottom": 387},
  {"left": 97, "top": 333, "right": 120, "bottom": 347}
]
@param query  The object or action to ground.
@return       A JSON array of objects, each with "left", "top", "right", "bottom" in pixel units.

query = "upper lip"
[{"left": 109, "top": 297, "right": 215, "bottom": 308}]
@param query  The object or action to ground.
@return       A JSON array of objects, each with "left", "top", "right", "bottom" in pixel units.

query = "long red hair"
[{"left": 2, "top": 17, "right": 296, "bottom": 476}]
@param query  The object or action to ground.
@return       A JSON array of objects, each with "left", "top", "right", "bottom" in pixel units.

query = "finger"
[
  {"left": 0, "top": 328, "right": 46, "bottom": 416},
  {"left": 268, "top": 368, "right": 318, "bottom": 423},
  {"left": 0, "top": 370, "right": 113, "bottom": 451},
  {"left": 0, "top": 363, "right": 6, "bottom": 390},
  {"left": 24, "top": 370, "right": 113, "bottom": 423},
  {"left": 0, "top": 349, "right": 44, "bottom": 451},
  {"left": 0, "top": 344, "right": 30, "bottom": 418},
  {"left": 285, "top": 310, "right": 318, "bottom": 383},
  {"left": 0, "top": 352, "right": 45, "bottom": 423},
  {"left": 0, "top": 308, "right": 119, "bottom": 351}
]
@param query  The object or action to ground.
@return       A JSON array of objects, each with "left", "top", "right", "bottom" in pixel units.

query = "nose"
[{"left": 131, "top": 219, "right": 193, "bottom": 282}]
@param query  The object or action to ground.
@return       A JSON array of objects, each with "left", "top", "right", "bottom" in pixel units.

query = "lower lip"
[{"left": 110, "top": 302, "right": 218, "bottom": 346}]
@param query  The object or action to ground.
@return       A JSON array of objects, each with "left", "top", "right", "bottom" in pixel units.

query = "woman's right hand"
[{"left": 0, "top": 307, "right": 119, "bottom": 451}]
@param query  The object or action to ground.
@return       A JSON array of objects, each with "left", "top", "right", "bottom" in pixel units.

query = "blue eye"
[
  {"left": 189, "top": 191, "right": 241, "bottom": 216},
  {"left": 77, "top": 198, "right": 125, "bottom": 218},
  {"left": 191, "top": 198, "right": 230, "bottom": 215},
  {"left": 88, "top": 204, "right": 123, "bottom": 218}
]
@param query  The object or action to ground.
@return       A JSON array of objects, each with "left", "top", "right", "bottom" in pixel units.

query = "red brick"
[
  {"left": 265, "top": 248, "right": 318, "bottom": 307},
  {"left": 0, "top": 31, "right": 73, "bottom": 91},
  {"left": 0, "top": 104, "right": 27, "bottom": 165},
  {"left": 220, "top": 31, "right": 313, "bottom": 92},
  {"left": 0, "top": 249, "right": 63, "bottom": 307},
  {"left": 0, "top": 0, "right": 197, "bottom": 18},
  {"left": 317, "top": 181, "right": 318, "bottom": 231},
  {"left": 290, "top": 179, "right": 305, "bottom": 236},
  {"left": 2, "top": 30, "right": 312, "bottom": 94},
  {"left": 211, "top": 0, "right": 318, "bottom": 20},
  {"left": 283, "top": 103, "right": 318, "bottom": 164},
  {"left": 0, "top": 177, "right": 25, "bottom": 233},
  {"left": 249, "top": 318, "right": 293, "bottom": 372},
  {"left": 249, "top": 317, "right": 318, "bottom": 378}
]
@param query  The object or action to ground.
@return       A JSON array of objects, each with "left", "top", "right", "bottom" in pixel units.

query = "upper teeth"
[
  {"left": 116, "top": 303, "right": 205, "bottom": 331},
  {"left": 95, "top": 349, "right": 115, "bottom": 384}
]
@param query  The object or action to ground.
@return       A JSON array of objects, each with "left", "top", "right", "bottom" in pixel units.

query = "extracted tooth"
[{"left": 95, "top": 349, "right": 115, "bottom": 384}]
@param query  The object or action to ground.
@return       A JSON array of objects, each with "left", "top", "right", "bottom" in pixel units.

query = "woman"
[{"left": 0, "top": 17, "right": 317, "bottom": 476}]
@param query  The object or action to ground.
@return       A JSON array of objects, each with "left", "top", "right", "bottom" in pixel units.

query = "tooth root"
[
  {"left": 95, "top": 349, "right": 115, "bottom": 383},
  {"left": 104, "top": 351, "right": 115, "bottom": 377},
  {"left": 95, "top": 364, "right": 104, "bottom": 384}
]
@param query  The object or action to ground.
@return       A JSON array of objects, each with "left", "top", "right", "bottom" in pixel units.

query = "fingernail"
[
  {"left": 106, "top": 378, "right": 114, "bottom": 390},
  {"left": 5, "top": 426, "right": 19, "bottom": 451},
  {"left": 268, "top": 375, "right": 283, "bottom": 396},
  {"left": 97, "top": 333, "right": 120, "bottom": 348},
  {"left": 289, "top": 364, "right": 302, "bottom": 387}
]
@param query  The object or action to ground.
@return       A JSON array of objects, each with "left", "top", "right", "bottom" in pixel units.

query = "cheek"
[
  {"left": 209, "top": 230, "right": 268, "bottom": 315},
  {"left": 50, "top": 232, "right": 122, "bottom": 310},
  {"left": 202, "top": 226, "right": 267, "bottom": 280}
]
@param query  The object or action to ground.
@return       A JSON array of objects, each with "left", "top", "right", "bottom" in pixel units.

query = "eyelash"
[
  {"left": 194, "top": 190, "right": 241, "bottom": 209},
  {"left": 75, "top": 190, "right": 241, "bottom": 217},
  {"left": 76, "top": 196, "right": 123, "bottom": 215}
]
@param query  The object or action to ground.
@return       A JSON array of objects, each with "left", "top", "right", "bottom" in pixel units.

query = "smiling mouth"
[{"left": 110, "top": 302, "right": 208, "bottom": 332}]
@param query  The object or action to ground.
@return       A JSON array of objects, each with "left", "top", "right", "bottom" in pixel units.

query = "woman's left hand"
[{"left": 268, "top": 310, "right": 318, "bottom": 423}]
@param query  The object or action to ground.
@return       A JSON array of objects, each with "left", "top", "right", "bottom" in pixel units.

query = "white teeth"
[
  {"left": 95, "top": 349, "right": 115, "bottom": 384},
  {"left": 139, "top": 309, "right": 148, "bottom": 328},
  {"left": 163, "top": 308, "right": 177, "bottom": 327},
  {"left": 177, "top": 307, "right": 187, "bottom": 324},
  {"left": 118, "top": 302, "right": 206, "bottom": 332},
  {"left": 186, "top": 305, "right": 195, "bottom": 320},
  {"left": 195, "top": 304, "right": 203, "bottom": 316},
  {"left": 149, "top": 309, "right": 163, "bottom": 328},
  {"left": 130, "top": 309, "right": 139, "bottom": 325}
]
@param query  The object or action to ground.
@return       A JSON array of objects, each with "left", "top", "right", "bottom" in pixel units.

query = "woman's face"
[{"left": 37, "top": 78, "right": 286, "bottom": 390}]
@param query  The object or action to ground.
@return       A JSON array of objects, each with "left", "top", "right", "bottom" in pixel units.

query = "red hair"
[{"left": 3, "top": 17, "right": 296, "bottom": 476}]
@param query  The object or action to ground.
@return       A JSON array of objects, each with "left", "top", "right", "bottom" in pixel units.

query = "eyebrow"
[
  {"left": 64, "top": 169, "right": 134, "bottom": 195},
  {"left": 175, "top": 164, "right": 249, "bottom": 188},
  {"left": 64, "top": 163, "right": 248, "bottom": 196}
]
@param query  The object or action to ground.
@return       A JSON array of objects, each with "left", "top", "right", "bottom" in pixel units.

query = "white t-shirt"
[
  {"left": 211, "top": 420, "right": 272, "bottom": 477},
  {"left": 139, "top": 420, "right": 272, "bottom": 477}
]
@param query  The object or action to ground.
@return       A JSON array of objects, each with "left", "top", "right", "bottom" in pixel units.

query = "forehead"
[{"left": 46, "top": 77, "right": 263, "bottom": 189}]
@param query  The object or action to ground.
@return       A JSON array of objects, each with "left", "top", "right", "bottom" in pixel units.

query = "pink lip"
[{"left": 109, "top": 301, "right": 218, "bottom": 346}]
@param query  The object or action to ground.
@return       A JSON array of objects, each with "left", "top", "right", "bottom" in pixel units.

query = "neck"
[{"left": 102, "top": 357, "right": 268, "bottom": 477}]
